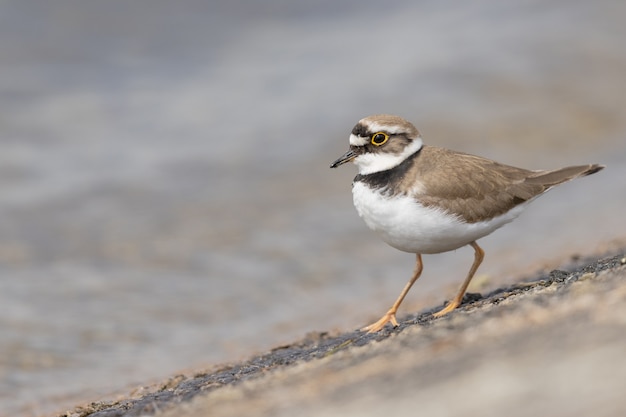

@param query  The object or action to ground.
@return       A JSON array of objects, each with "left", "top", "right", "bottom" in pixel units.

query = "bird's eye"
[{"left": 371, "top": 132, "right": 389, "bottom": 146}]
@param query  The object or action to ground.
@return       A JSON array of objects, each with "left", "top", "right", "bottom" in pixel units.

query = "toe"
[{"left": 361, "top": 312, "right": 398, "bottom": 333}]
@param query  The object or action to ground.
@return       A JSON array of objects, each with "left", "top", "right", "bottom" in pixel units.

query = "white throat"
[{"left": 353, "top": 137, "right": 423, "bottom": 175}]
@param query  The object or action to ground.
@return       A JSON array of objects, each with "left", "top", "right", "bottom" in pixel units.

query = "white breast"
[{"left": 352, "top": 182, "right": 526, "bottom": 254}]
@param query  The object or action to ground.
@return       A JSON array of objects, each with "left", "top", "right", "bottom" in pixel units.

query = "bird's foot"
[
  {"left": 432, "top": 300, "right": 460, "bottom": 318},
  {"left": 361, "top": 310, "right": 399, "bottom": 333}
]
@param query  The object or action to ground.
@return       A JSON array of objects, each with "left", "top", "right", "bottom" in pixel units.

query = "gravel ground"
[{"left": 60, "top": 250, "right": 626, "bottom": 417}]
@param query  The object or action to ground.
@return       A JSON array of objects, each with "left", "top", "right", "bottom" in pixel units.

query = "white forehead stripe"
[
  {"left": 360, "top": 121, "right": 409, "bottom": 136},
  {"left": 349, "top": 133, "right": 368, "bottom": 146}
]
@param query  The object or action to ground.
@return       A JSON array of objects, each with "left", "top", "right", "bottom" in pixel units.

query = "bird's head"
[{"left": 330, "top": 114, "right": 423, "bottom": 175}]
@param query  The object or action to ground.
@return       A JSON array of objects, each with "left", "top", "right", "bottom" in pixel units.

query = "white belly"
[{"left": 352, "top": 182, "right": 525, "bottom": 254}]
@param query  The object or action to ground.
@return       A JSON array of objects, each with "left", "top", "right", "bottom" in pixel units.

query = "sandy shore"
[
  {"left": 59, "top": 248, "right": 626, "bottom": 417},
  {"left": 4, "top": 2, "right": 626, "bottom": 414}
]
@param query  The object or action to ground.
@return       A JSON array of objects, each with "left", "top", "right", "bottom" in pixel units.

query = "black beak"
[{"left": 330, "top": 149, "right": 358, "bottom": 168}]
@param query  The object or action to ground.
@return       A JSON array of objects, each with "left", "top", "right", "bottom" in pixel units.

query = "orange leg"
[
  {"left": 362, "top": 254, "right": 423, "bottom": 333},
  {"left": 433, "top": 241, "right": 484, "bottom": 318}
]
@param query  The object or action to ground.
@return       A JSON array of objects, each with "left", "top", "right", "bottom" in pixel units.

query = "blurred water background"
[{"left": 1, "top": 0, "right": 625, "bottom": 415}]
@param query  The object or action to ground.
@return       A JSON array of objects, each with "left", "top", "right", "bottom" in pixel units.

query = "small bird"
[{"left": 330, "top": 114, "right": 604, "bottom": 333}]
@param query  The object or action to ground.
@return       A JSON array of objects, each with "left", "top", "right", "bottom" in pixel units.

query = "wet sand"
[{"left": 61, "top": 248, "right": 626, "bottom": 417}]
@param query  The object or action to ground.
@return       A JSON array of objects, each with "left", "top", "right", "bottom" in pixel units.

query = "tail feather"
[{"left": 526, "top": 164, "right": 605, "bottom": 188}]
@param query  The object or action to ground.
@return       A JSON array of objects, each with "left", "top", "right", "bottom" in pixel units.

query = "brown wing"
[{"left": 413, "top": 146, "right": 602, "bottom": 223}]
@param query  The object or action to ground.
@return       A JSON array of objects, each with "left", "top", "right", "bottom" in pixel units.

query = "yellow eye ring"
[{"left": 371, "top": 132, "right": 389, "bottom": 146}]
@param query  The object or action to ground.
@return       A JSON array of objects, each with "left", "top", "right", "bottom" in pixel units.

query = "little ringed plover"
[{"left": 330, "top": 114, "right": 604, "bottom": 333}]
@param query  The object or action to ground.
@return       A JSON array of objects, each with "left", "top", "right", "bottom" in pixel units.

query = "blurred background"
[{"left": 1, "top": 0, "right": 625, "bottom": 415}]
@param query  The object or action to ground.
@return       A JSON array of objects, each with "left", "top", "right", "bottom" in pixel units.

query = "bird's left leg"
[{"left": 362, "top": 253, "right": 423, "bottom": 333}]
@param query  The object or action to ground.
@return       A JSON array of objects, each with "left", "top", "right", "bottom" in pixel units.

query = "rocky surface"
[{"left": 60, "top": 250, "right": 626, "bottom": 417}]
